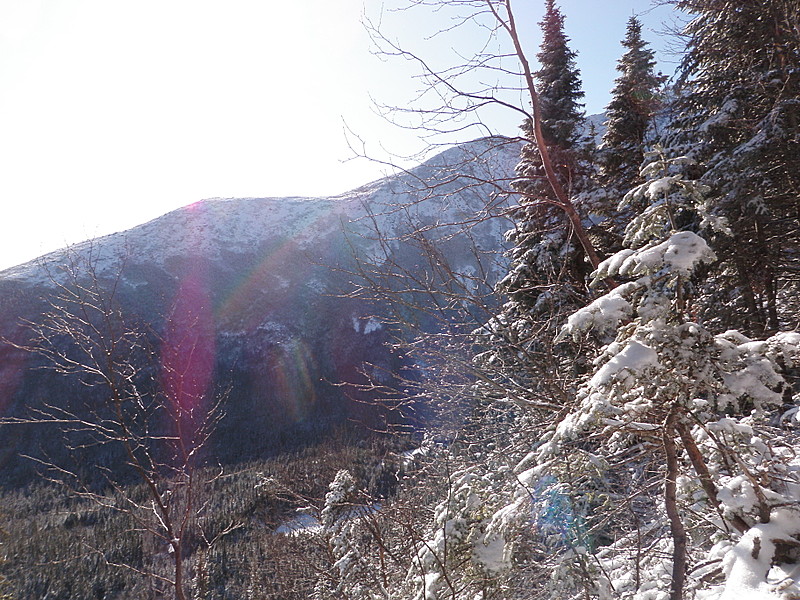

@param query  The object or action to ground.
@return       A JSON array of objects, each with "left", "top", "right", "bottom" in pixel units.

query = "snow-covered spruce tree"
[
  {"left": 468, "top": 7, "right": 601, "bottom": 573},
  {"left": 313, "top": 470, "right": 390, "bottom": 600},
  {"left": 400, "top": 462, "right": 515, "bottom": 600},
  {"left": 444, "top": 5, "right": 629, "bottom": 598},
  {"left": 525, "top": 148, "right": 800, "bottom": 599},
  {"left": 668, "top": 0, "right": 800, "bottom": 334},
  {"left": 534, "top": 0, "right": 585, "bottom": 155},
  {"left": 495, "top": 0, "right": 592, "bottom": 383},
  {"left": 599, "top": 15, "right": 665, "bottom": 206}
]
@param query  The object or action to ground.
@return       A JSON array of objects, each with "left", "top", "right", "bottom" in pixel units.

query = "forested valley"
[{"left": 1, "top": 0, "right": 800, "bottom": 599}]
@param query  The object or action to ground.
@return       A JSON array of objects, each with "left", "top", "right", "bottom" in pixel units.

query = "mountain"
[{"left": 0, "top": 137, "right": 520, "bottom": 483}]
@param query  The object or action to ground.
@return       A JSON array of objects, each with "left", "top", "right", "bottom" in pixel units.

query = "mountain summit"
[{"left": 0, "top": 137, "right": 519, "bottom": 480}]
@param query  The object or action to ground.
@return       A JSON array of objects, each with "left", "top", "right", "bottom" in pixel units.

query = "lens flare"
[
  {"left": 213, "top": 199, "right": 341, "bottom": 426},
  {"left": 267, "top": 339, "right": 318, "bottom": 423},
  {"left": 0, "top": 326, "right": 27, "bottom": 417},
  {"left": 160, "top": 205, "right": 216, "bottom": 452},
  {"left": 531, "top": 476, "right": 588, "bottom": 550}
]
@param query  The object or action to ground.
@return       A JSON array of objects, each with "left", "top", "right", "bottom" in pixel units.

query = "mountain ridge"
[
  {"left": 1, "top": 136, "right": 521, "bottom": 283},
  {"left": 0, "top": 136, "right": 520, "bottom": 482}
]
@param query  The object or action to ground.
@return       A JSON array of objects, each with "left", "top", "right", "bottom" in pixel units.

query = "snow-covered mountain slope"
[
  {"left": 0, "top": 137, "right": 520, "bottom": 479},
  {"left": 2, "top": 137, "right": 518, "bottom": 283},
  {"left": 584, "top": 112, "right": 607, "bottom": 143}
]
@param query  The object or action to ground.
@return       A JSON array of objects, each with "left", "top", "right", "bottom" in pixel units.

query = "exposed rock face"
[{"left": 0, "top": 137, "right": 519, "bottom": 481}]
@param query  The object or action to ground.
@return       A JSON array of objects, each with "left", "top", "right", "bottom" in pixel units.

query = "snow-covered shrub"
[
  {"left": 407, "top": 465, "right": 512, "bottom": 600},
  {"left": 541, "top": 149, "right": 800, "bottom": 599},
  {"left": 314, "top": 470, "right": 389, "bottom": 600}
]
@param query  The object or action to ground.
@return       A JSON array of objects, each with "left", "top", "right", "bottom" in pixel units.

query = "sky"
[{"left": 0, "top": 0, "right": 685, "bottom": 271}]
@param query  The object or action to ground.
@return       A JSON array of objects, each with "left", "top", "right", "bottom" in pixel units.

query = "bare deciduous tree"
[
  {"left": 2, "top": 248, "right": 230, "bottom": 600},
  {"left": 363, "top": 0, "right": 606, "bottom": 272}
]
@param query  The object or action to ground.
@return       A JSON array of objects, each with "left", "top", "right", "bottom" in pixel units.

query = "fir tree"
[
  {"left": 600, "top": 16, "right": 665, "bottom": 191},
  {"left": 670, "top": 0, "right": 800, "bottom": 334},
  {"left": 502, "top": 0, "right": 589, "bottom": 323},
  {"left": 534, "top": 0, "right": 585, "bottom": 151},
  {"left": 548, "top": 147, "right": 800, "bottom": 600}
]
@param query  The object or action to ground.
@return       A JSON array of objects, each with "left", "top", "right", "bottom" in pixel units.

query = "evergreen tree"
[
  {"left": 479, "top": 1, "right": 595, "bottom": 456},
  {"left": 534, "top": 0, "right": 585, "bottom": 152},
  {"left": 600, "top": 16, "right": 665, "bottom": 191},
  {"left": 586, "top": 16, "right": 666, "bottom": 262},
  {"left": 670, "top": 0, "right": 800, "bottom": 334},
  {"left": 546, "top": 147, "right": 800, "bottom": 600},
  {"left": 501, "top": 0, "right": 588, "bottom": 327}
]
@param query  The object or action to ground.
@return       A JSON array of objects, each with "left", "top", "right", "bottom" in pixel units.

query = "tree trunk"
[{"left": 664, "top": 408, "right": 687, "bottom": 600}]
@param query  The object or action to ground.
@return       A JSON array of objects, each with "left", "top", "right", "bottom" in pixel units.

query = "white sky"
[{"left": 0, "top": 0, "right": 682, "bottom": 271}]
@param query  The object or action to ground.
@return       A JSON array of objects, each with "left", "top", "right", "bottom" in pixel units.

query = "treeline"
[{"left": 0, "top": 429, "right": 412, "bottom": 599}]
